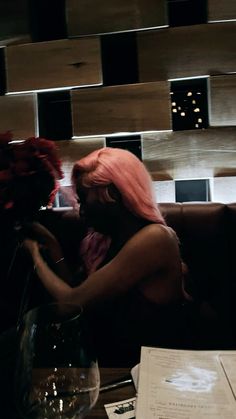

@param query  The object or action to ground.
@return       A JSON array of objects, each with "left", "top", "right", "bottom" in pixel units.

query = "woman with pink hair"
[
  {"left": 72, "top": 147, "right": 166, "bottom": 275},
  {"left": 72, "top": 147, "right": 165, "bottom": 224},
  {"left": 24, "top": 147, "right": 193, "bottom": 366}
]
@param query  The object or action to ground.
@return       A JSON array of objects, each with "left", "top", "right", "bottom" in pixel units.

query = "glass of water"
[{"left": 15, "top": 302, "right": 100, "bottom": 419}]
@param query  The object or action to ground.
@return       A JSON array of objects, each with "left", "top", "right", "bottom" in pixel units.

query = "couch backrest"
[
  {"left": 47, "top": 203, "right": 235, "bottom": 316},
  {"left": 160, "top": 203, "right": 236, "bottom": 329}
]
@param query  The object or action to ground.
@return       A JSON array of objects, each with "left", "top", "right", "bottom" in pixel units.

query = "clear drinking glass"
[{"left": 15, "top": 303, "right": 100, "bottom": 419}]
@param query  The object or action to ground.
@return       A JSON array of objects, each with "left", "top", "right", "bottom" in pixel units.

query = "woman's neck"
[
  {"left": 109, "top": 211, "right": 150, "bottom": 249},
  {"left": 96, "top": 211, "right": 151, "bottom": 267}
]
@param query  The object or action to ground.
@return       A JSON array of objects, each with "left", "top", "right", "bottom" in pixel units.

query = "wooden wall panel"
[
  {"left": 142, "top": 127, "right": 236, "bottom": 180},
  {"left": 0, "top": 93, "right": 36, "bottom": 138},
  {"left": 58, "top": 138, "right": 105, "bottom": 185},
  {"left": 66, "top": 0, "right": 167, "bottom": 36},
  {"left": 138, "top": 23, "right": 236, "bottom": 81},
  {"left": 6, "top": 38, "right": 102, "bottom": 93},
  {"left": 0, "top": 0, "right": 30, "bottom": 45},
  {"left": 209, "top": 75, "right": 236, "bottom": 127},
  {"left": 208, "top": 0, "right": 236, "bottom": 22},
  {"left": 72, "top": 82, "right": 171, "bottom": 136}
]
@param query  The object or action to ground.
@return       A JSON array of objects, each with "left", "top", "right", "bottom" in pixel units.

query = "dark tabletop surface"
[{"left": 87, "top": 368, "right": 136, "bottom": 418}]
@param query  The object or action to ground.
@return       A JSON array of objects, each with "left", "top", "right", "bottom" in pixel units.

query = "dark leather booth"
[{"left": 161, "top": 202, "right": 236, "bottom": 347}]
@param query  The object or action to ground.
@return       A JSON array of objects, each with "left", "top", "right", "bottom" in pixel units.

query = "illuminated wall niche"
[{"left": 171, "top": 78, "right": 209, "bottom": 131}]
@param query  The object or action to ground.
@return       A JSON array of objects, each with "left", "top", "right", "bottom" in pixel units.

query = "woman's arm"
[
  {"left": 24, "top": 224, "right": 181, "bottom": 307},
  {"left": 24, "top": 222, "right": 73, "bottom": 284},
  {"left": 24, "top": 239, "right": 72, "bottom": 300}
]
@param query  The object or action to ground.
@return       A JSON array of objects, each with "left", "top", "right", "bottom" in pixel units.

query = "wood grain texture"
[
  {"left": 72, "top": 82, "right": 171, "bottom": 136},
  {"left": 66, "top": 0, "right": 167, "bottom": 36},
  {"left": 0, "top": 93, "right": 36, "bottom": 138},
  {"left": 138, "top": 23, "right": 236, "bottom": 81},
  {"left": 6, "top": 38, "right": 102, "bottom": 93},
  {"left": 142, "top": 127, "right": 236, "bottom": 180},
  {"left": 209, "top": 75, "right": 236, "bottom": 126},
  {"left": 58, "top": 138, "right": 105, "bottom": 185},
  {"left": 208, "top": 0, "right": 236, "bottom": 22}
]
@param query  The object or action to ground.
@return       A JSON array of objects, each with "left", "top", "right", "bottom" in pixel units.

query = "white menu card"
[{"left": 136, "top": 347, "right": 236, "bottom": 419}]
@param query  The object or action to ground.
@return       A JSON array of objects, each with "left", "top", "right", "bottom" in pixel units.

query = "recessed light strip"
[
  {"left": 168, "top": 75, "right": 209, "bottom": 82},
  {"left": 72, "top": 130, "right": 173, "bottom": 139},
  {"left": 5, "top": 83, "right": 102, "bottom": 95}
]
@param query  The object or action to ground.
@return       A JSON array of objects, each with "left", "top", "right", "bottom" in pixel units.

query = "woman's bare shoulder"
[
  {"left": 119, "top": 223, "right": 179, "bottom": 262},
  {"left": 134, "top": 223, "right": 178, "bottom": 246}
]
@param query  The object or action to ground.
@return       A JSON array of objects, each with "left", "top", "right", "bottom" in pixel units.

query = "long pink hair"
[{"left": 72, "top": 147, "right": 165, "bottom": 225}]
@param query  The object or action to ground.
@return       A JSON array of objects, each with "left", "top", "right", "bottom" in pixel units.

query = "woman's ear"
[{"left": 107, "top": 184, "right": 122, "bottom": 202}]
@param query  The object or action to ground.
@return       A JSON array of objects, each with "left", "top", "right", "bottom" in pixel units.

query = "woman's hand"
[
  {"left": 23, "top": 223, "right": 73, "bottom": 285},
  {"left": 23, "top": 222, "right": 64, "bottom": 261}
]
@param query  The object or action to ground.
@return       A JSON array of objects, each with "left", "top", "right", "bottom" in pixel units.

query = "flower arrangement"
[{"left": 0, "top": 131, "right": 64, "bottom": 220}]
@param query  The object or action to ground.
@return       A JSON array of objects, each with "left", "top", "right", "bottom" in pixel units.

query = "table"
[
  {"left": 26, "top": 366, "right": 135, "bottom": 418},
  {"left": 87, "top": 368, "right": 136, "bottom": 418}
]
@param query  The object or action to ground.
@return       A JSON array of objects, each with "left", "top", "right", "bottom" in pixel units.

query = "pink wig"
[{"left": 72, "top": 147, "right": 166, "bottom": 225}]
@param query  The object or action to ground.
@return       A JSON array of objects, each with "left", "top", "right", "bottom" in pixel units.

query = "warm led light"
[
  {"left": 209, "top": 19, "right": 236, "bottom": 23},
  {"left": 194, "top": 108, "right": 200, "bottom": 112},
  {"left": 192, "top": 100, "right": 196, "bottom": 104},
  {"left": 198, "top": 118, "right": 202, "bottom": 123},
  {"left": 6, "top": 83, "right": 102, "bottom": 95},
  {"left": 72, "top": 129, "right": 173, "bottom": 140},
  {"left": 172, "top": 102, "right": 176, "bottom": 106},
  {"left": 178, "top": 106, "right": 181, "bottom": 110},
  {"left": 168, "top": 75, "right": 209, "bottom": 81},
  {"left": 180, "top": 112, "right": 185, "bottom": 116},
  {"left": 172, "top": 109, "right": 177, "bottom": 113},
  {"left": 195, "top": 123, "right": 199, "bottom": 128},
  {"left": 187, "top": 92, "right": 192, "bottom": 96}
]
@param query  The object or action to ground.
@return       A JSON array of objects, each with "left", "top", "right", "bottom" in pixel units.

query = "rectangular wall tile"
[
  {"left": 58, "top": 138, "right": 105, "bottom": 185},
  {"left": 72, "top": 82, "right": 171, "bottom": 136},
  {"left": 153, "top": 180, "right": 176, "bottom": 202},
  {"left": 213, "top": 177, "right": 236, "bottom": 203},
  {"left": 0, "top": 0, "right": 30, "bottom": 43},
  {"left": 138, "top": 23, "right": 236, "bottom": 81},
  {"left": 66, "top": 0, "right": 167, "bottom": 36},
  {"left": 208, "top": 0, "right": 236, "bottom": 22},
  {"left": 0, "top": 93, "right": 36, "bottom": 138},
  {"left": 209, "top": 75, "right": 236, "bottom": 126},
  {"left": 6, "top": 37, "right": 102, "bottom": 93},
  {"left": 142, "top": 127, "right": 236, "bottom": 180}
]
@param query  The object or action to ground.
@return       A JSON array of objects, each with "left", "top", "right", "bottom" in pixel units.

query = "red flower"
[{"left": 0, "top": 132, "right": 64, "bottom": 216}]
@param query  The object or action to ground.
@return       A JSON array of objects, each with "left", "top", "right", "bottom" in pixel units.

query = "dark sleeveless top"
[
  {"left": 86, "top": 289, "right": 200, "bottom": 367},
  {"left": 82, "top": 231, "right": 201, "bottom": 367}
]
